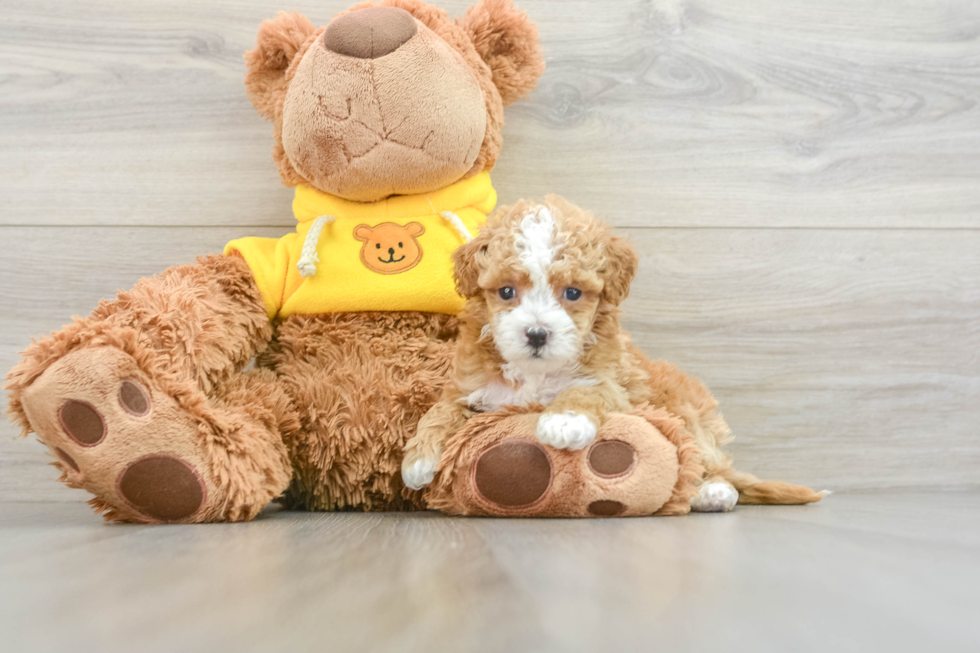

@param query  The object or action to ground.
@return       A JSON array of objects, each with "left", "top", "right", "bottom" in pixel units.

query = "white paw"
[
  {"left": 690, "top": 481, "right": 739, "bottom": 513},
  {"left": 402, "top": 457, "right": 438, "bottom": 490},
  {"left": 536, "top": 411, "right": 597, "bottom": 450}
]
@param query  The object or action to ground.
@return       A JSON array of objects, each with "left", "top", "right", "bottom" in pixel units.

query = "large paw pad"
[
  {"left": 117, "top": 455, "right": 207, "bottom": 522},
  {"left": 474, "top": 440, "right": 552, "bottom": 508}
]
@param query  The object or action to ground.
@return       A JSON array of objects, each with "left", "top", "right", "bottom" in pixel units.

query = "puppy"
[{"left": 402, "top": 196, "right": 824, "bottom": 511}]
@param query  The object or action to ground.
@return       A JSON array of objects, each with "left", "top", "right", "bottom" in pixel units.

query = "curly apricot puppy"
[{"left": 403, "top": 196, "right": 826, "bottom": 511}]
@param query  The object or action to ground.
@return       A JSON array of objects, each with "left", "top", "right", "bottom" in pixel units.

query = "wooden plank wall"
[{"left": 2, "top": 0, "right": 978, "bottom": 501}]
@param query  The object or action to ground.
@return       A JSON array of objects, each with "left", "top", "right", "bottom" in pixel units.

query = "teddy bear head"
[{"left": 244, "top": 0, "right": 545, "bottom": 202}]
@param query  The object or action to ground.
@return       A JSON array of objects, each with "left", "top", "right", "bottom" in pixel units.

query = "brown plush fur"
[
  {"left": 264, "top": 311, "right": 458, "bottom": 511},
  {"left": 405, "top": 196, "right": 824, "bottom": 507}
]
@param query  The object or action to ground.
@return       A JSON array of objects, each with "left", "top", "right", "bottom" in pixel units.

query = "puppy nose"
[
  {"left": 526, "top": 327, "right": 548, "bottom": 349},
  {"left": 323, "top": 6, "right": 418, "bottom": 59}
]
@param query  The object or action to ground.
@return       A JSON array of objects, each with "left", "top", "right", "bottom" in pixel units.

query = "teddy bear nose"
[
  {"left": 388, "top": 247, "right": 396, "bottom": 255},
  {"left": 323, "top": 6, "right": 418, "bottom": 59}
]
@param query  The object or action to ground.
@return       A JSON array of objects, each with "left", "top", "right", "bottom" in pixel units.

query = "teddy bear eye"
[
  {"left": 376, "top": 243, "right": 381, "bottom": 249},
  {"left": 398, "top": 242, "right": 403, "bottom": 248},
  {"left": 498, "top": 287, "right": 516, "bottom": 301},
  {"left": 563, "top": 287, "right": 582, "bottom": 301}
]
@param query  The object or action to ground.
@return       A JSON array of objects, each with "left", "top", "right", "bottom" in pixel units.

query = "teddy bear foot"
[
  {"left": 471, "top": 434, "right": 651, "bottom": 516},
  {"left": 427, "top": 407, "right": 704, "bottom": 517},
  {"left": 19, "top": 346, "right": 277, "bottom": 523}
]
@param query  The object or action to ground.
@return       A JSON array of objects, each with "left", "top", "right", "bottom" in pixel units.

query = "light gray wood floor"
[{"left": 2, "top": 492, "right": 978, "bottom": 652}]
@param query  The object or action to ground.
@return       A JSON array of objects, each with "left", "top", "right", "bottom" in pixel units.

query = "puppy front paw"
[
  {"left": 536, "top": 411, "right": 597, "bottom": 450},
  {"left": 401, "top": 456, "right": 439, "bottom": 490}
]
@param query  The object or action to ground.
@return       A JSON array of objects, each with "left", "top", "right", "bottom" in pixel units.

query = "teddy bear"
[{"left": 4, "top": 0, "right": 547, "bottom": 523}]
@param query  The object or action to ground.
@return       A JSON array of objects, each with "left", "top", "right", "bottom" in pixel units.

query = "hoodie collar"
[{"left": 291, "top": 172, "right": 496, "bottom": 224}]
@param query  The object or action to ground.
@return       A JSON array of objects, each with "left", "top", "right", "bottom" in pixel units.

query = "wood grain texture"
[
  {"left": 2, "top": 0, "right": 979, "bottom": 501},
  {"left": 0, "top": 0, "right": 978, "bottom": 227},
  {"left": 2, "top": 226, "right": 977, "bottom": 501},
  {"left": 1, "top": 493, "right": 979, "bottom": 652}
]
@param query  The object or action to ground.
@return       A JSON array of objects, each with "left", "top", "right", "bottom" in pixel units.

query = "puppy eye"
[
  {"left": 498, "top": 287, "right": 516, "bottom": 301},
  {"left": 564, "top": 287, "right": 582, "bottom": 301}
]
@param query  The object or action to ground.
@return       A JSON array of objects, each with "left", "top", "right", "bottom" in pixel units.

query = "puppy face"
[{"left": 455, "top": 196, "right": 639, "bottom": 374}]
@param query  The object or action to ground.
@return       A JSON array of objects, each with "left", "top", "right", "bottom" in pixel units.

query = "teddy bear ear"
[
  {"left": 244, "top": 12, "right": 317, "bottom": 120},
  {"left": 457, "top": 0, "right": 545, "bottom": 106}
]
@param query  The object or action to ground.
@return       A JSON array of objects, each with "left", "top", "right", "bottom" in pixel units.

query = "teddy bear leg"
[
  {"left": 18, "top": 346, "right": 294, "bottom": 523},
  {"left": 269, "top": 312, "right": 457, "bottom": 512}
]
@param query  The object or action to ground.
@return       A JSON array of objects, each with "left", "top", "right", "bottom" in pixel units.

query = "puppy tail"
[{"left": 721, "top": 468, "right": 828, "bottom": 505}]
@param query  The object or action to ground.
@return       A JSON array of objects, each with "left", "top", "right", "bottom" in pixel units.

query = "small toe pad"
[{"left": 58, "top": 400, "right": 106, "bottom": 446}]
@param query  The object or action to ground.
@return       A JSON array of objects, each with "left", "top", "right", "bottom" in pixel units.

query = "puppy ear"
[
  {"left": 453, "top": 234, "right": 488, "bottom": 298},
  {"left": 457, "top": 0, "right": 545, "bottom": 106},
  {"left": 244, "top": 12, "right": 317, "bottom": 120},
  {"left": 601, "top": 236, "right": 639, "bottom": 305}
]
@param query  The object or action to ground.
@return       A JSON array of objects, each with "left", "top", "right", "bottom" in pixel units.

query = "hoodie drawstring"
[
  {"left": 297, "top": 214, "right": 336, "bottom": 278},
  {"left": 440, "top": 211, "right": 473, "bottom": 242}
]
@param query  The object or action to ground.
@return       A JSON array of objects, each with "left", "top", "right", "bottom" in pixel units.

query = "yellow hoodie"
[{"left": 225, "top": 173, "right": 495, "bottom": 319}]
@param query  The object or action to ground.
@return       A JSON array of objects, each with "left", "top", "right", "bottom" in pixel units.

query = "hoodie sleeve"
[{"left": 223, "top": 236, "right": 293, "bottom": 319}]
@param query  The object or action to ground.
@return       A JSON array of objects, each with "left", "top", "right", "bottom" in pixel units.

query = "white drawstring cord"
[
  {"left": 296, "top": 214, "right": 335, "bottom": 278},
  {"left": 440, "top": 211, "right": 473, "bottom": 242}
]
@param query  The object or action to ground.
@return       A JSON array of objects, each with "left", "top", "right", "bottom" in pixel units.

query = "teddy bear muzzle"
[{"left": 323, "top": 6, "right": 418, "bottom": 59}]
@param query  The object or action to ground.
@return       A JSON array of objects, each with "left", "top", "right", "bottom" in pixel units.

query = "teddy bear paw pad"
[
  {"left": 58, "top": 400, "right": 107, "bottom": 446},
  {"left": 587, "top": 440, "right": 636, "bottom": 478},
  {"left": 118, "top": 379, "right": 150, "bottom": 416},
  {"left": 588, "top": 500, "right": 625, "bottom": 517},
  {"left": 117, "top": 455, "right": 206, "bottom": 522},
  {"left": 474, "top": 440, "right": 552, "bottom": 508}
]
